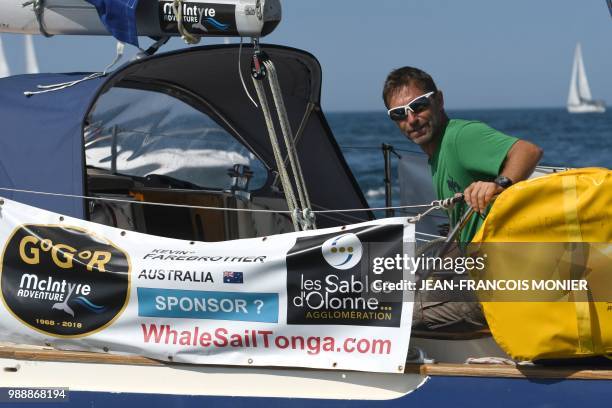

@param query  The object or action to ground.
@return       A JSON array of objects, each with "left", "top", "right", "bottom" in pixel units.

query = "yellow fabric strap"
[{"left": 562, "top": 176, "right": 593, "bottom": 354}]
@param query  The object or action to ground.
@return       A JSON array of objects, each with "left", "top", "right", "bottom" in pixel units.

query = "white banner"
[{"left": 0, "top": 198, "right": 414, "bottom": 373}]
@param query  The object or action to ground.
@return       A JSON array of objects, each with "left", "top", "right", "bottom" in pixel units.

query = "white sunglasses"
[{"left": 387, "top": 91, "right": 435, "bottom": 121}]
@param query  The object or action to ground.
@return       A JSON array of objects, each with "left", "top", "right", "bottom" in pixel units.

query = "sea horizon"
[
  {"left": 328, "top": 108, "right": 611, "bottom": 210},
  {"left": 326, "top": 106, "right": 577, "bottom": 114}
]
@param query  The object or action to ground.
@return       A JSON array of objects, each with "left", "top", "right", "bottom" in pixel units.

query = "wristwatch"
[{"left": 494, "top": 175, "right": 513, "bottom": 189}]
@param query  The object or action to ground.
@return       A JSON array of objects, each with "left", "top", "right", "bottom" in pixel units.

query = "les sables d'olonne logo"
[
  {"left": 321, "top": 233, "right": 363, "bottom": 270},
  {"left": 0, "top": 225, "right": 130, "bottom": 337},
  {"left": 286, "top": 226, "right": 404, "bottom": 328}
]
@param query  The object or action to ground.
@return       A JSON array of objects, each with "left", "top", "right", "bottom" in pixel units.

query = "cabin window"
[{"left": 84, "top": 87, "right": 268, "bottom": 191}]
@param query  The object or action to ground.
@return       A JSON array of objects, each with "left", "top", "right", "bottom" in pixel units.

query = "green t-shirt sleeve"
[{"left": 454, "top": 121, "right": 518, "bottom": 177}]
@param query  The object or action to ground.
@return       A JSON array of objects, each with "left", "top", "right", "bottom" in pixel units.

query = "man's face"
[{"left": 386, "top": 84, "right": 445, "bottom": 147}]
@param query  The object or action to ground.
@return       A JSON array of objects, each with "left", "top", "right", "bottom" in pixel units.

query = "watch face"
[{"left": 495, "top": 176, "right": 513, "bottom": 188}]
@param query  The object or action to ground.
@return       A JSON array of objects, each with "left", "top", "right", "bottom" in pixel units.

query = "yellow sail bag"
[{"left": 470, "top": 168, "right": 612, "bottom": 361}]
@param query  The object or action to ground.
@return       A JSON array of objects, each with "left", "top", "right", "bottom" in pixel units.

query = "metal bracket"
[
  {"left": 251, "top": 50, "right": 268, "bottom": 80},
  {"left": 22, "top": 0, "right": 52, "bottom": 37}
]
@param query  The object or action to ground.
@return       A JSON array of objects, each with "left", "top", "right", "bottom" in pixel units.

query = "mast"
[
  {"left": 567, "top": 44, "right": 580, "bottom": 106},
  {"left": 0, "top": 35, "right": 9, "bottom": 78},
  {"left": 24, "top": 35, "right": 39, "bottom": 74}
]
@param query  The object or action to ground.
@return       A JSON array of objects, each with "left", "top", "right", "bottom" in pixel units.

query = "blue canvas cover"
[
  {"left": 0, "top": 74, "right": 106, "bottom": 218},
  {"left": 86, "top": 0, "right": 140, "bottom": 47},
  {"left": 0, "top": 45, "right": 372, "bottom": 227}
]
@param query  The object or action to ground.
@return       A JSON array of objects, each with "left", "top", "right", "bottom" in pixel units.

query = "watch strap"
[{"left": 494, "top": 176, "right": 513, "bottom": 189}]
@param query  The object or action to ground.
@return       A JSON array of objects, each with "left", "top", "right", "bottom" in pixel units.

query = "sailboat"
[{"left": 567, "top": 43, "right": 605, "bottom": 113}]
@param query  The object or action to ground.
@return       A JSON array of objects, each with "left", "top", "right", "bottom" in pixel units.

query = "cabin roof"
[{"left": 0, "top": 45, "right": 371, "bottom": 225}]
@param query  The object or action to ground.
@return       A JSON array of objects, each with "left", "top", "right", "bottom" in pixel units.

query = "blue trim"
[
  {"left": 137, "top": 287, "right": 279, "bottom": 322},
  {"left": 205, "top": 18, "right": 230, "bottom": 31},
  {"left": 25, "top": 376, "right": 611, "bottom": 408}
]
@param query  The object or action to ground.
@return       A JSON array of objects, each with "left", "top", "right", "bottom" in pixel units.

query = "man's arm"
[{"left": 464, "top": 140, "right": 543, "bottom": 213}]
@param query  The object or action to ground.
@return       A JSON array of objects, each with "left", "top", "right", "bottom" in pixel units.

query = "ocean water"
[{"left": 328, "top": 108, "right": 612, "bottom": 209}]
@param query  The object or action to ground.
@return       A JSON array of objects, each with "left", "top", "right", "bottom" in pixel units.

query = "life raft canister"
[{"left": 470, "top": 168, "right": 612, "bottom": 361}]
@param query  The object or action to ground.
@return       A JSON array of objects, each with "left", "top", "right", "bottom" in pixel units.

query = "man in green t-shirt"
[
  {"left": 383, "top": 66, "right": 542, "bottom": 243},
  {"left": 382, "top": 66, "right": 542, "bottom": 331}
]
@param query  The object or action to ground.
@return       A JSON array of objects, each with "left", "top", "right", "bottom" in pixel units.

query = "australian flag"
[{"left": 223, "top": 271, "right": 244, "bottom": 284}]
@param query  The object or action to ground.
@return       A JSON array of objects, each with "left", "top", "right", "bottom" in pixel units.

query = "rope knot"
[
  {"left": 23, "top": 0, "right": 53, "bottom": 37},
  {"left": 301, "top": 208, "right": 316, "bottom": 230},
  {"left": 172, "top": 0, "right": 202, "bottom": 44},
  {"left": 433, "top": 193, "right": 464, "bottom": 210}
]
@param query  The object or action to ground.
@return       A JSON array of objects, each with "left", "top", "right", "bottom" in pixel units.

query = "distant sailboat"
[
  {"left": 0, "top": 35, "right": 10, "bottom": 78},
  {"left": 567, "top": 43, "right": 605, "bottom": 113},
  {"left": 24, "top": 35, "right": 39, "bottom": 74}
]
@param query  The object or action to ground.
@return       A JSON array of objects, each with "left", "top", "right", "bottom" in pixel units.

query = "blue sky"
[{"left": 1, "top": 0, "right": 611, "bottom": 111}]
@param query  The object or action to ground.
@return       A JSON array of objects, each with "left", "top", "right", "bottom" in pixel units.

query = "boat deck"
[{"left": 2, "top": 344, "right": 612, "bottom": 380}]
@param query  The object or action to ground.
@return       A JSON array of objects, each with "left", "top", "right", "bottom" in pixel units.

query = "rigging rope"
[
  {"left": 172, "top": 0, "right": 201, "bottom": 44},
  {"left": 251, "top": 75, "right": 300, "bottom": 229},
  {"left": 238, "top": 38, "right": 258, "bottom": 108},
  {"left": 248, "top": 46, "right": 316, "bottom": 231},
  {"left": 0, "top": 187, "right": 462, "bottom": 218},
  {"left": 23, "top": 42, "right": 125, "bottom": 96},
  {"left": 262, "top": 58, "right": 314, "bottom": 227},
  {"left": 22, "top": 0, "right": 52, "bottom": 37}
]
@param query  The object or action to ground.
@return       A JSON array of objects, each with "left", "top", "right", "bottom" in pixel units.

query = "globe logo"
[{"left": 321, "top": 233, "right": 363, "bottom": 270}]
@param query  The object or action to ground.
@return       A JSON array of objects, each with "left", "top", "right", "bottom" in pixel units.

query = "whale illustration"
[{"left": 52, "top": 285, "right": 75, "bottom": 317}]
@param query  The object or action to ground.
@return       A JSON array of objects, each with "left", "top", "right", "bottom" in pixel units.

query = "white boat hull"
[
  {"left": 567, "top": 104, "right": 606, "bottom": 113},
  {"left": 0, "top": 344, "right": 425, "bottom": 400},
  {"left": 1, "top": 343, "right": 610, "bottom": 407}
]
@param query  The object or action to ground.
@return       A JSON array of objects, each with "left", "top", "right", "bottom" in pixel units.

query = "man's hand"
[
  {"left": 464, "top": 140, "right": 543, "bottom": 214},
  {"left": 464, "top": 181, "right": 504, "bottom": 214}
]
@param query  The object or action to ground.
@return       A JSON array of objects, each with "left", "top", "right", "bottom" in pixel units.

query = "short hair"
[{"left": 382, "top": 67, "right": 438, "bottom": 107}]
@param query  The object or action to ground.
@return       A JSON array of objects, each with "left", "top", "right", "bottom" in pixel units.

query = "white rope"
[
  {"left": 0, "top": 187, "right": 460, "bottom": 216},
  {"left": 172, "top": 0, "right": 201, "bottom": 44},
  {"left": 407, "top": 206, "right": 441, "bottom": 223},
  {"left": 316, "top": 203, "right": 430, "bottom": 214},
  {"left": 416, "top": 231, "right": 445, "bottom": 238},
  {"left": 432, "top": 196, "right": 462, "bottom": 209},
  {"left": 22, "top": 0, "right": 52, "bottom": 37},
  {"left": 246, "top": 48, "right": 315, "bottom": 231},
  {"left": 238, "top": 38, "right": 258, "bottom": 108},
  {"left": 24, "top": 42, "right": 125, "bottom": 96},
  {"left": 0, "top": 187, "right": 289, "bottom": 214},
  {"left": 406, "top": 194, "right": 463, "bottom": 224},
  {"left": 251, "top": 74, "right": 300, "bottom": 230},
  {"left": 310, "top": 204, "right": 372, "bottom": 225},
  {"left": 263, "top": 58, "right": 314, "bottom": 229}
]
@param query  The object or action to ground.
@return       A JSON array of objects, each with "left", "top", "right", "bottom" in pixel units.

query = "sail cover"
[
  {"left": 0, "top": 73, "right": 107, "bottom": 218},
  {"left": 86, "top": 0, "right": 140, "bottom": 47}
]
